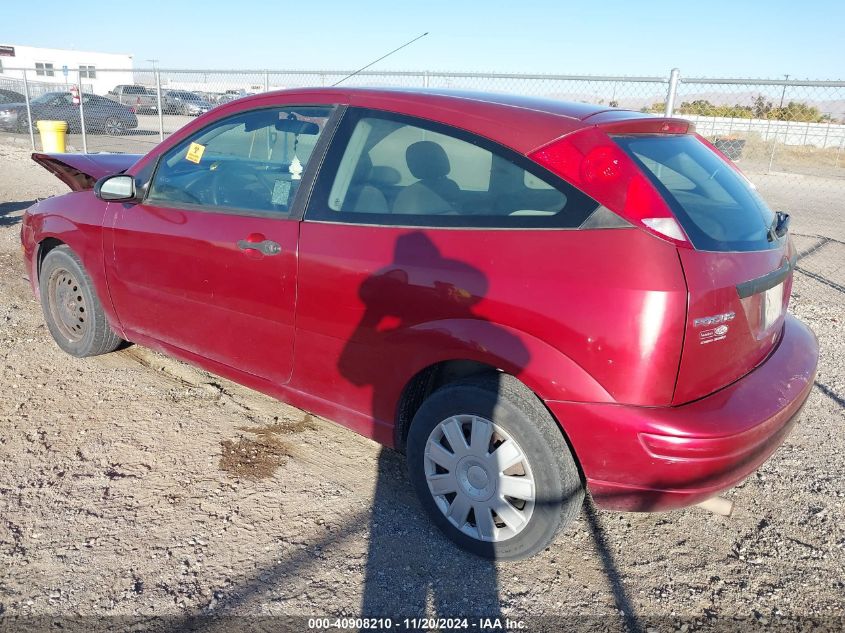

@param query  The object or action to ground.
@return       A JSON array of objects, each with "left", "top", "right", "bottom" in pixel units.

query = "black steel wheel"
[{"left": 39, "top": 245, "right": 123, "bottom": 357}]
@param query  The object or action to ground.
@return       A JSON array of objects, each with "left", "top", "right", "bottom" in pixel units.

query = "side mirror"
[{"left": 95, "top": 174, "right": 136, "bottom": 202}]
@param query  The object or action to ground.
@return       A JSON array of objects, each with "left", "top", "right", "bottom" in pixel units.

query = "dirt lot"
[{"left": 0, "top": 141, "right": 843, "bottom": 631}]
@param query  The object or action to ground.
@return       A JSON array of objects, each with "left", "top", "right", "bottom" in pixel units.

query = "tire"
[
  {"left": 406, "top": 373, "right": 584, "bottom": 560},
  {"left": 39, "top": 245, "right": 123, "bottom": 357}
]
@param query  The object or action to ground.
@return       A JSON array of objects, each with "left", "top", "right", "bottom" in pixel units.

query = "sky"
[{"left": 2, "top": 0, "right": 843, "bottom": 78}]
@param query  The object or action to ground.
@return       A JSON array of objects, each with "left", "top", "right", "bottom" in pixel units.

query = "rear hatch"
[{"left": 613, "top": 133, "right": 794, "bottom": 404}]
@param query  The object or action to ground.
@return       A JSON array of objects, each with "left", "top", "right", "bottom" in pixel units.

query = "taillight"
[{"left": 529, "top": 127, "right": 689, "bottom": 246}]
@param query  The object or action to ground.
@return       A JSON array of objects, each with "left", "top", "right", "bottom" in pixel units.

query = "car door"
[{"left": 105, "top": 104, "right": 335, "bottom": 385}]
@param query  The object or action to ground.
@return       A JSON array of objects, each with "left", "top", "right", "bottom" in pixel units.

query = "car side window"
[
  {"left": 146, "top": 106, "right": 333, "bottom": 214},
  {"left": 307, "top": 109, "right": 598, "bottom": 228}
]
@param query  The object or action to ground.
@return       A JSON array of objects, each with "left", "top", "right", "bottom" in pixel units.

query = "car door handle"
[{"left": 237, "top": 239, "right": 282, "bottom": 256}]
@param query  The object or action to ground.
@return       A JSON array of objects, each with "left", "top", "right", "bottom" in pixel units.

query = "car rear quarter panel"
[{"left": 294, "top": 223, "right": 688, "bottom": 444}]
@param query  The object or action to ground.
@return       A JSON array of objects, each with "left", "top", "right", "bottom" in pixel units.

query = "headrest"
[
  {"left": 369, "top": 165, "right": 401, "bottom": 186},
  {"left": 406, "top": 141, "right": 451, "bottom": 180}
]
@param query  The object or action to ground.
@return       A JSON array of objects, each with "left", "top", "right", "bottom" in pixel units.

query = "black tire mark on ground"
[
  {"left": 814, "top": 381, "right": 845, "bottom": 409},
  {"left": 796, "top": 236, "right": 831, "bottom": 261},
  {"left": 794, "top": 266, "right": 845, "bottom": 295}
]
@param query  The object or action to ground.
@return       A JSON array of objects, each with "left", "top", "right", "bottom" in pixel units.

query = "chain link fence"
[{"left": 2, "top": 67, "right": 842, "bottom": 161}]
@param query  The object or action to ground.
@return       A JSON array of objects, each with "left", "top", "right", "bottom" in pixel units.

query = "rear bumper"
[{"left": 546, "top": 314, "right": 818, "bottom": 511}]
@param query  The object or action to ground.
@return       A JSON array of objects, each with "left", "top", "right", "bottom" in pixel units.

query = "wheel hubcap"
[
  {"left": 47, "top": 268, "right": 88, "bottom": 342},
  {"left": 424, "top": 414, "right": 535, "bottom": 542}
]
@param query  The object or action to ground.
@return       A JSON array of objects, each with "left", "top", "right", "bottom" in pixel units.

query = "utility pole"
[{"left": 778, "top": 74, "right": 790, "bottom": 108}]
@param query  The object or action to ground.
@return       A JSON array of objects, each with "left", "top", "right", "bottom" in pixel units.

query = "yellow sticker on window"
[{"left": 185, "top": 142, "right": 205, "bottom": 164}]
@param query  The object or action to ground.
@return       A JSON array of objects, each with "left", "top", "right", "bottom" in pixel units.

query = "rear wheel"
[
  {"left": 406, "top": 374, "right": 584, "bottom": 560},
  {"left": 39, "top": 245, "right": 123, "bottom": 357}
]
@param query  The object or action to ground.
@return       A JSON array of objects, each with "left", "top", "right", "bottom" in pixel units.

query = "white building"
[{"left": 0, "top": 44, "right": 134, "bottom": 95}]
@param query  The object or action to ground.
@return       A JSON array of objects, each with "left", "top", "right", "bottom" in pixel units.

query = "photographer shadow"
[{"left": 337, "top": 232, "right": 520, "bottom": 620}]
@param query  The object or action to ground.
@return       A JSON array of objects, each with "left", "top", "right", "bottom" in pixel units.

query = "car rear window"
[{"left": 614, "top": 135, "right": 778, "bottom": 252}]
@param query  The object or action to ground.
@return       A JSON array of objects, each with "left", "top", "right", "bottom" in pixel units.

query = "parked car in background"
[
  {"left": 21, "top": 88, "right": 817, "bottom": 560},
  {"left": 0, "top": 88, "right": 25, "bottom": 105},
  {"left": 0, "top": 91, "right": 138, "bottom": 135},
  {"left": 163, "top": 90, "right": 214, "bottom": 116},
  {"left": 107, "top": 84, "right": 158, "bottom": 114},
  {"left": 216, "top": 89, "right": 252, "bottom": 104}
]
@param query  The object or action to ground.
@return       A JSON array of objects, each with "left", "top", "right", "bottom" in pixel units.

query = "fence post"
[
  {"left": 155, "top": 70, "right": 164, "bottom": 142},
  {"left": 77, "top": 73, "right": 89, "bottom": 154},
  {"left": 664, "top": 68, "right": 680, "bottom": 117},
  {"left": 264, "top": 70, "right": 269, "bottom": 92},
  {"left": 768, "top": 122, "right": 784, "bottom": 173},
  {"left": 423, "top": 71, "right": 430, "bottom": 88},
  {"left": 22, "top": 69, "right": 36, "bottom": 151}
]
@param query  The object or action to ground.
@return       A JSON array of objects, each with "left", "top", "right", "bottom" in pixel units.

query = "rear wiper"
[{"left": 768, "top": 211, "right": 790, "bottom": 241}]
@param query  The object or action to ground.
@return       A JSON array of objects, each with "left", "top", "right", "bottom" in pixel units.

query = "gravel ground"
[{"left": 0, "top": 141, "right": 843, "bottom": 632}]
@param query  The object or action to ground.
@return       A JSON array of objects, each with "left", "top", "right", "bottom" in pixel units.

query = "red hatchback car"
[{"left": 22, "top": 88, "right": 818, "bottom": 559}]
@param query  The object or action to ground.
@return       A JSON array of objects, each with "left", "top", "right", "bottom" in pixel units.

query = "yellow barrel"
[{"left": 36, "top": 120, "right": 68, "bottom": 153}]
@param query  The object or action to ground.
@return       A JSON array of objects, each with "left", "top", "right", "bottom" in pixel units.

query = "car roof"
[{"left": 230, "top": 87, "right": 644, "bottom": 153}]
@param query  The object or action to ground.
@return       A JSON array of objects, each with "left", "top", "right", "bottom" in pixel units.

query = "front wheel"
[
  {"left": 406, "top": 374, "right": 584, "bottom": 560},
  {"left": 39, "top": 245, "right": 123, "bottom": 357}
]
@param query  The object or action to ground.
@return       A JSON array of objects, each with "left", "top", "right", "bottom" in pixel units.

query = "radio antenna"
[{"left": 332, "top": 32, "right": 429, "bottom": 87}]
